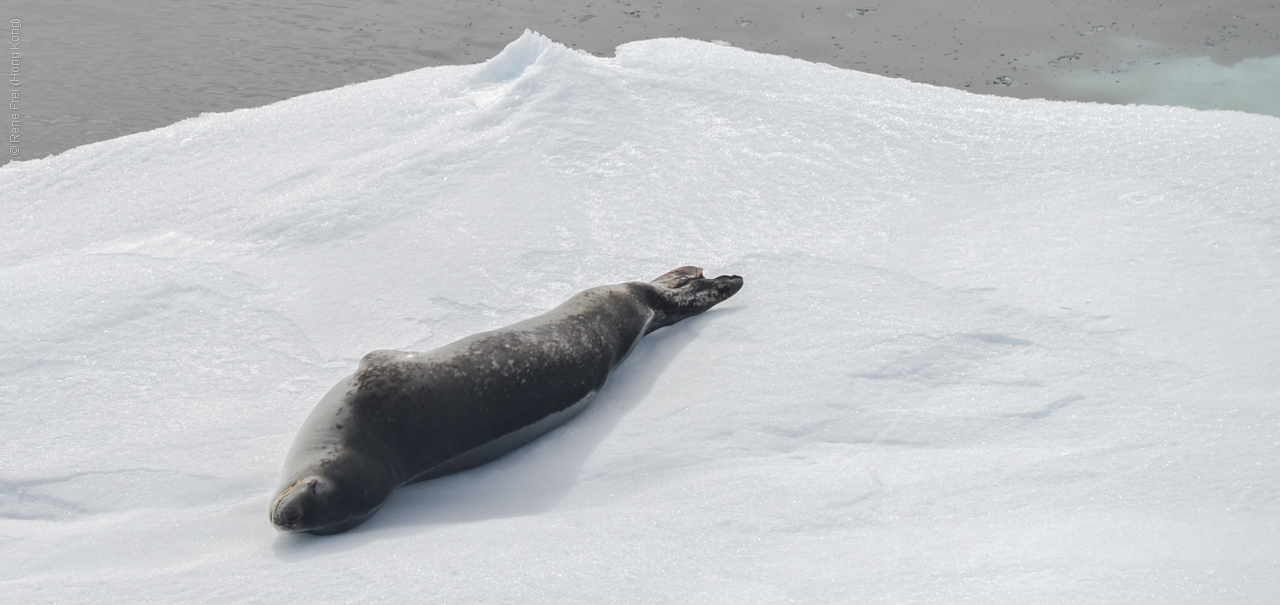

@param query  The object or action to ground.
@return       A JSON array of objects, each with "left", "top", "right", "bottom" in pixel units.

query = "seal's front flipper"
[{"left": 643, "top": 266, "right": 744, "bottom": 333}]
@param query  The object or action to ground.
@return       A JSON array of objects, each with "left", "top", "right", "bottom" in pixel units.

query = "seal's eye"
[{"left": 305, "top": 476, "right": 334, "bottom": 496}]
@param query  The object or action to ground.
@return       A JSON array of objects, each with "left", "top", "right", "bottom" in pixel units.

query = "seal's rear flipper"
[{"left": 643, "top": 266, "right": 744, "bottom": 333}]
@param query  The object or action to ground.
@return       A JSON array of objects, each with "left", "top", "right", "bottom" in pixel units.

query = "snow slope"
[{"left": 2, "top": 32, "right": 1278, "bottom": 603}]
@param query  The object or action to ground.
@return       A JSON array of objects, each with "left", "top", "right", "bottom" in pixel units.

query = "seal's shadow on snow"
[{"left": 271, "top": 308, "right": 740, "bottom": 559}]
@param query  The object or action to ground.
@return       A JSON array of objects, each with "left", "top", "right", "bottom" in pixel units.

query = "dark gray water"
[{"left": 7, "top": 0, "right": 1280, "bottom": 163}]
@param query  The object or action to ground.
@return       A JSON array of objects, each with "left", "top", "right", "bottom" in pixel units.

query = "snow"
[{"left": 2, "top": 31, "right": 1279, "bottom": 603}]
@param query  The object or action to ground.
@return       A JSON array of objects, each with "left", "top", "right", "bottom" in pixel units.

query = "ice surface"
[{"left": 2, "top": 31, "right": 1278, "bottom": 603}]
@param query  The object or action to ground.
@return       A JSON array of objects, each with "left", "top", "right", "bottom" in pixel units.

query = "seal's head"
[
  {"left": 270, "top": 475, "right": 337, "bottom": 533},
  {"left": 270, "top": 461, "right": 393, "bottom": 535}
]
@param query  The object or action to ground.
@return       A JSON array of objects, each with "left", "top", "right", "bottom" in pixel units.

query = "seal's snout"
[
  {"left": 274, "top": 497, "right": 303, "bottom": 531},
  {"left": 270, "top": 476, "right": 333, "bottom": 533}
]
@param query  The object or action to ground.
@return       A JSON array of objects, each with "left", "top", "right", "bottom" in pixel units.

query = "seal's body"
[{"left": 271, "top": 267, "right": 742, "bottom": 535}]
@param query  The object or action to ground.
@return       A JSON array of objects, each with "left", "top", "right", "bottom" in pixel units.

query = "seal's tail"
[{"left": 643, "top": 266, "right": 743, "bottom": 333}]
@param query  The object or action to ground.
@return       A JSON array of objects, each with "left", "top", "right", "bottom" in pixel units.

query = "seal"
[{"left": 270, "top": 266, "right": 743, "bottom": 535}]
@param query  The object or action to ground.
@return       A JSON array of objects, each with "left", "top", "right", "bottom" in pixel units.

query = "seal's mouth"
[{"left": 270, "top": 482, "right": 303, "bottom": 532}]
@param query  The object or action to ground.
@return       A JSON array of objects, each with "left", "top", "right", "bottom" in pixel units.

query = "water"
[{"left": 6, "top": 0, "right": 1280, "bottom": 163}]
